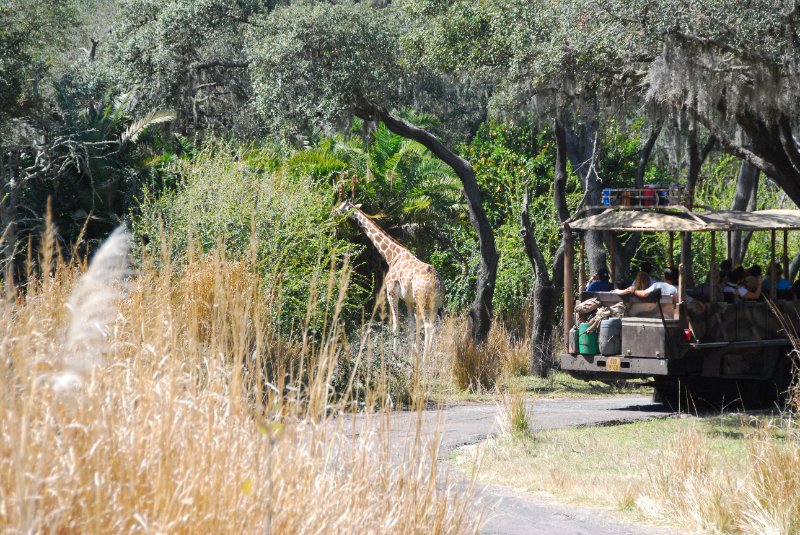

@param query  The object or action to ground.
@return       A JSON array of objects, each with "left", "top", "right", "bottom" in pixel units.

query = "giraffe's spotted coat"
[{"left": 336, "top": 200, "right": 444, "bottom": 360}]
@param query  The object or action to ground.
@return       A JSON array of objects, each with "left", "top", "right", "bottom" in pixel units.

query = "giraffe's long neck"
[{"left": 349, "top": 208, "right": 404, "bottom": 264}]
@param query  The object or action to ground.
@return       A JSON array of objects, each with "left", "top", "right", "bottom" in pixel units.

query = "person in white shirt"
[{"left": 615, "top": 267, "right": 679, "bottom": 303}]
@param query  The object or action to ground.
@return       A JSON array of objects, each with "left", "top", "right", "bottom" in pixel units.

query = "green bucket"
[{"left": 578, "top": 322, "right": 599, "bottom": 355}]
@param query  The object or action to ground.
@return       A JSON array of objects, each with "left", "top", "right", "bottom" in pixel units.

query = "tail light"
[{"left": 682, "top": 329, "right": 692, "bottom": 342}]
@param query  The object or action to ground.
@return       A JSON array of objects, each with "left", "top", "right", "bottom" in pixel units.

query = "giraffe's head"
[{"left": 334, "top": 199, "right": 361, "bottom": 215}]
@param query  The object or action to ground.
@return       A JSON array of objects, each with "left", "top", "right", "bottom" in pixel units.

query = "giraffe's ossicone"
[{"left": 335, "top": 200, "right": 445, "bottom": 361}]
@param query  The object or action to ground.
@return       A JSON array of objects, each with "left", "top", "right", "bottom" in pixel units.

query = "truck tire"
[
  {"left": 652, "top": 378, "right": 685, "bottom": 411},
  {"left": 768, "top": 352, "right": 795, "bottom": 408},
  {"left": 653, "top": 378, "right": 740, "bottom": 412}
]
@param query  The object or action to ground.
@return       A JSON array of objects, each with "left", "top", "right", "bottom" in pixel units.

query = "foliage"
[
  {"left": 405, "top": 0, "right": 638, "bottom": 115},
  {"left": 349, "top": 122, "right": 465, "bottom": 252},
  {"left": 451, "top": 322, "right": 503, "bottom": 393},
  {"left": 334, "top": 322, "right": 414, "bottom": 409},
  {"left": 0, "top": 0, "right": 80, "bottom": 125},
  {"left": 496, "top": 387, "right": 533, "bottom": 439},
  {"left": 1, "top": 85, "right": 177, "bottom": 273},
  {"left": 132, "top": 142, "right": 370, "bottom": 334},
  {"left": 247, "top": 3, "right": 405, "bottom": 136},
  {"left": 99, "top": 0, "right": 276, "bottom": 135}
]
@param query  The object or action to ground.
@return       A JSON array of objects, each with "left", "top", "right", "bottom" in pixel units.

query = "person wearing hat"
[{"left": 585, "top": 267, "right": 614, "bottom": 292}]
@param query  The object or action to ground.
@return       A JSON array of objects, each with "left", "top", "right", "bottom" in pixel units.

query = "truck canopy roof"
[{"left": 566, "top": 207, "right": 800, "bottom": 232}]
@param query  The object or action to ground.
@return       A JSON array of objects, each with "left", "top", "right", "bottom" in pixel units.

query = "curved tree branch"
[
  {"left": 373, "top": 108, "right": 499, "bottom": 344},
  {"left": 553, "top": 108, "right": 570, "bottom": 223},
  {"left": 779, "top": 115, "right": 800, "bottom": 175},
  {"left": 635, "top": 121, "right": 662, "bottom": 189},
  {"left": 520, "top": 190, "right": 549, "bottom": 283},
  {"left": 688, "top": 107, "right": 782, "bottom": 178}
]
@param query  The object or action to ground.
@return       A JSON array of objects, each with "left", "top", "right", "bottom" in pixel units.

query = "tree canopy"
[{"left": 4, "top": 0, "right": 800, "bottom": 354}]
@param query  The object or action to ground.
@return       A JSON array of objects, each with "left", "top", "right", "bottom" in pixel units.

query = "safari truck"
[{"left": 559, "top": 196, "right": 800, "bottom": 409}]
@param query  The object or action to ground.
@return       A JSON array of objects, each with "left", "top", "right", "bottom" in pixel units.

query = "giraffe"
[{"left": 336, "top": 200, "right": 445, "bottom": 360}]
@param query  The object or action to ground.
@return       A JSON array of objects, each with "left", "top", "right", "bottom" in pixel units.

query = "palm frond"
[
  {"left": 120, "top": 110, "right": 177, "bottom": 145},
  {"left": 370, "top": 123, "right": 404, "bottom": 174}
]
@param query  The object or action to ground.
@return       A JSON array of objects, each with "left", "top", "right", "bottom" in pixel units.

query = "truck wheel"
[
  {"left": 652, "top": 378, "right": 685, "bottom": 411},
  {"left": 769, "top": 352, "right": 795, "bottom": 408},
  {"left": 654, "top": 378, "right": 726, "bottom": 412}
]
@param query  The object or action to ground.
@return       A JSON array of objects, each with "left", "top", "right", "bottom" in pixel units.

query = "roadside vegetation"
[
  {"left": 0, "top": 231, "right": 480, "bottom": 533},
  {"left": 455, "top": 414, "right": 800, "bottom": 533}
]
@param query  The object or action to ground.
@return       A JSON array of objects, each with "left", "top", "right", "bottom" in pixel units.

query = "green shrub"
[
  {"left": 132, "top": 142, "right": 369, "bottom": 335},
  {"left": 334, "top": 322, "right": 414, "bottom": 409}
]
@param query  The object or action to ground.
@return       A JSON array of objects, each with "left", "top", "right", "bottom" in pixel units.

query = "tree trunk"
[
  {"left": 789, "top": 251, "right": 800, "bottom": 282},
  {"left": 566, "top": 115, "right": 605, "bottom": 273},
  {"left": 0, "top": 156, "right": 17, "bottom": 287},
  {"left": 621, "top": 122, "right": 664, "bottom": 277},
  {"left": 521, "top": 111, "right": 571, "bottom": 377},
  {"left": 682, "top": 118, "right": 716, "bottom": 287},
  {"left": 521, "top": 191, "right": 557, "bottom": 376},
  {"left": 635, "top": 122, "right": 662, "bottom": 189},
  {"left": 730, "top": 160, "right": 760, "bottom": 264},
  {"left": 375, "top": 109, "right": 498, "bottom": 344},
  {"left": 553, "top": 109, "right": 570, "bottom": 223}
]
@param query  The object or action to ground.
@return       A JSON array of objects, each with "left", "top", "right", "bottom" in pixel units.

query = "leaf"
[
  {"left": 119, "top": 110, "right": 177, "bottom": 145},
  {"left": 242, "top": 478, "right": 253, "bottom": 495}
]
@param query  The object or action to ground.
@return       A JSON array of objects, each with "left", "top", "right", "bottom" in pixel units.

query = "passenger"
[
  {"left": 633, "top": 271, "right": 651, "bottom": 291},
  {"left": 739, "top": 274, "right": 764, "bottom": 301},
  {"left": 585, "top": 267, "right": 614, "bottom": 292},
  {"left": 630, "top": 261, "right": 658, "bottom": 286},
  {"left": 723, "top": 266, "right": 745, "bottom": 300},
  {"left": 747, "top": 264, "right": 763, "bottom": 278},
  {"left": 692, "top": 269, "right": 723, "bottom": 301},
  {"left": 615, "top": 267, "right": 679, "bottom": 303},
  {"left": 719, "top": 258, "right": 733, "bottom": 289},
  {"left": 762, "top": 262, "right": 791, "bottom": 292}
]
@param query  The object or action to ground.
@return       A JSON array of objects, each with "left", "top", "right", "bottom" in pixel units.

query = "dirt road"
[{"left": 350, "top": 396, "right": 679, "bottom": 534}]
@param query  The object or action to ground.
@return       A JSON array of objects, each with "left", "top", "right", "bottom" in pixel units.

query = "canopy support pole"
[
  {"left": 679, "top": 232, "right": 688, "bottom": 305},
  {"left": 771, "top": 229, "right": 777, "bottom": 300},
  {"left": 668, "top": 232, "right": 674, "bottom": 266},
  {"left": 579, "top": 235, "right": 586, "bottom": 290},
  {"left": 609, "top": 234, "right": 616, "bottom": 283},
  {"left": 564, "top": 227, "right": 575, "bottom": 346},
  {"left": 727, "top": 231, "right": 732, "bottom": 261},
  {"left": 783, "top": 230, "right": 789, "bottom": 278},
  {"left": 710, "top": 232, "right": 717, "bottom": 303}
]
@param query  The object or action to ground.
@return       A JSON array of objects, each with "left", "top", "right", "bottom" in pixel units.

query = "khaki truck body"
[{"left": 558, "top": 206, "right": 800, "bottom": 408}]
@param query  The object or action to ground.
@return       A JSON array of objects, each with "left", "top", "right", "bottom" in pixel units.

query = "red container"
[{"left": 642, "top": 185, "right": 656, "bottom": 206}]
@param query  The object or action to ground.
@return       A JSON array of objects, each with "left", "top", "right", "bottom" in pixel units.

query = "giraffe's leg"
[
  {"left": 422, "top": 307, "right": 436, "bottom": 364},
  {"left": 407, "top": 301, "right": 417, "bottom": 354},
  {"left": 387, "top": 287, "right": 400, "bottom": 353}
]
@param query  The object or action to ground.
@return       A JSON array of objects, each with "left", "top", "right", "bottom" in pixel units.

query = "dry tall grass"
[
  {"left": 496, "top": 387, "right": 533, "bottom": 439},
  {"left": 0, "top": 233, "right": 479, "bottom": 533},
  {"left": 443, "top": 317, "right": 530, "bottom": 393},
  {"left": 640, "top": 421, "right": 800, "bottom": 534}
]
